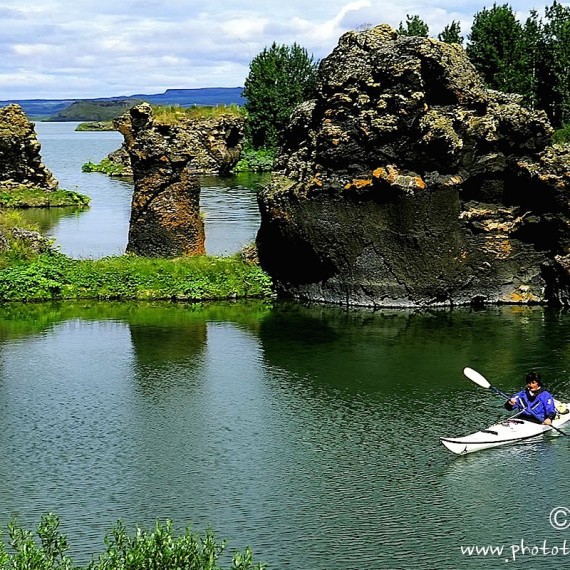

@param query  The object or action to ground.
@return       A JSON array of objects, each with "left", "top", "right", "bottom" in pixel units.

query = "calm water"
[
  {"left": 1, "top": 302, "right": 570, "bottom": 569},
  {"left": 3, "top": 123, "right": 570, "bottom": 569},
  {"left": 30, "top": 122, "right": 264, "bottom": 258}
]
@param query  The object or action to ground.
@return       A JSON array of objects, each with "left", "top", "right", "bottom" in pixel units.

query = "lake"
[
  {"left": 1, "top": 123, "right": 570, "bottom": 569},
  {"left": 29, "top": 121, "right": 265, "bottom": 258}
]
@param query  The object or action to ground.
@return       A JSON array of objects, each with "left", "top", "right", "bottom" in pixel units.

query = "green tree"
[
  {"left": 518, "top": 9, "right": 543, "bottom": 110},
  {"left": 438, "top": 21, "right": 463, "bottom": 45},
  {"left": 466, "top": 4, "right": 526, "bottom": 94},
  {"left": 243, "top": 42, "right": 318, "bottom": 150},
  {"left": 398, "top": 14, "right": 430, "bottom": 37},
  {"left": 538, "top": 1, "right": 570, "bottom": 126}
]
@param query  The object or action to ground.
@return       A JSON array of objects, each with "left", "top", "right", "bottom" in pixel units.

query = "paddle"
[
  {"left": 463, "top": 367, "right": 569, "bottom": 437},
  {"left": 463, "top": 367, "right": 511, "bottom": 399}
]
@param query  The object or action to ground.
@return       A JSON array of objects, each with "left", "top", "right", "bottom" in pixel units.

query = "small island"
[{"left": 0, "top": 103, "right": 272, "bottom": 303}]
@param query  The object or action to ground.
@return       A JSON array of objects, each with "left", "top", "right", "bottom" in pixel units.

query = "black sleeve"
[{"left": 504, "top": 400, "right": 514, "bottom": 411}]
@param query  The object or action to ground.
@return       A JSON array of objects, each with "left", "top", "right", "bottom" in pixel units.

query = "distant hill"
[
  {"left": 0, "top": 87, "right": 245, "bottom": 120},
  {"left": 50, "top": 98, "right": 144, "bottom": 122}
]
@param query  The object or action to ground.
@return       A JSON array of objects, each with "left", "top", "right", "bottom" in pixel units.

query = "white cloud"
[{"left": 0, "top": 0, "right": 546, "bottom": 100}]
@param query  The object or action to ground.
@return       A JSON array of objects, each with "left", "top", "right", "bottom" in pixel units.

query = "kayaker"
[{"left": 504, "top": 371, "right": 556, "bottom": 425}]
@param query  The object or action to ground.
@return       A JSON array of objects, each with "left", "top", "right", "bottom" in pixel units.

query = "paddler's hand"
[
  {"left": 543, "top": 418, "right": 552, "bottom": 425},
  {"left": 508, "top": 398, "right": 517, "bottom": 405}
]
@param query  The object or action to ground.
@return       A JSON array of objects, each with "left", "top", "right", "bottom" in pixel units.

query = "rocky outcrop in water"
[
  {"left": 256, "top": 24, "right": 570, "bottom": 307},
  {"left": 0, "top": 104, "right": 58, "bottom": 191},
  {"left": 109, "top": 111, "right": 244, "bottom": 177},
  {"left": 116, "top": 103, "right": 205, "bottom": 257}
]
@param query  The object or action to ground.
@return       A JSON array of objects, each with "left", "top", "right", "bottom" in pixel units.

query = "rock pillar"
[{"left": 116, "top": 103, "right": 205, "bottom": 257}]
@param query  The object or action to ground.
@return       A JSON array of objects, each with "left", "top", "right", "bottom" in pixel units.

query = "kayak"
[{"left": 441, "top": 405, "right": 570, "bottom": 455}]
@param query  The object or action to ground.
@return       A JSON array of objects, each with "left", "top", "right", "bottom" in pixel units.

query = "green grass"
[
  {"left": 0, "top": 185, "right": 90, "bottom": 208},
  {"left": 0, "top": 211, "right": 271, "bottom": 303},
  {"left": 75, "top": 122, "right": 115, "bottom": 131},
  {"left": 0, "top": 251, "right": 273, "bottom": 302},
  {"left": 82, "top": 158, "right": 125, "bottom": 176},
  {"left": 151, "top": 104, "right": 245, "bottom": 125}
]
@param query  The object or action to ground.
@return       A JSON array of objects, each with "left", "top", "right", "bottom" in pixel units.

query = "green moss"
[
  {"left": 0, "top": 185, "right": 90, "bottom": 208},
  {"left": 75, "top": 121, "right": 115, "bottom": 131},
  {"left": 82, "top": 158, "right": 125, "bottom": 175}
]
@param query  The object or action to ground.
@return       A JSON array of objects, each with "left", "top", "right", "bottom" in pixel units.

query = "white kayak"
[{"left": 441, "top": 405, "right": 570, "bottom": 455}]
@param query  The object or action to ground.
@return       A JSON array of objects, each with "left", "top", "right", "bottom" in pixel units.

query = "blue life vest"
[{"left": 512, "top": 388, "right": 556, "bottom": 422}]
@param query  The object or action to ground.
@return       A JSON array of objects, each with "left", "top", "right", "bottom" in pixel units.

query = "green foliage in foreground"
[
  {"left": 82, "top": 158, "right": 125, "bottom": 176},
  {"left": 0, "top": 513, "right": 265, "bottom": 570},
  {"left": 0, "top": 186, "right": 90, "bottom": 208},
  {"left": 0, "top": 251, "right": 273, "bottom": 302}
]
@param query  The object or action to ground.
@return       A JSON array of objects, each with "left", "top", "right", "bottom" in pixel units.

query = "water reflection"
[
  {"left": 0, "top": 301, "right": 569, "bottom": 568},
  {"left": 25, "top": 123, "right": 267, "bottom": 258}
]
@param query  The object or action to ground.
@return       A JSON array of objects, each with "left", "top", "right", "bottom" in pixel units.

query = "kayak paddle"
[
  {"left": 463, "top": 367, "right": 569, "bottom": 437},
  {"left": 463, "top": 367, "right": 510, "bottom": 399}
]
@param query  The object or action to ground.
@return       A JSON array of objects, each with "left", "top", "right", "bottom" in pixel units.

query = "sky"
[{"left": 0, "top": 0, "right": 546, "bottom": 101}]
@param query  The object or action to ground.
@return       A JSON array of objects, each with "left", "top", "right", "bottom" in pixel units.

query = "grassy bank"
[
  {"left": 0, "top": 185, "right": 90, "bottom": 208},
  {"left": 151, "top": 104, "right": 245, "bottom": 124},
  {"left": 75, "top": 121, "right": 116, "bottom": 131},
  {"left": 0, "top": 250, "right": 272, "bottom": 302},
  {"left": 82, "top": 158, "right": 125, "bottom": 176},
  {"left": 0, "top": 206, "right": 271, "bottom": 303},
  {"left": 1, "top": 513, "right": 265, "bottom": 570}
]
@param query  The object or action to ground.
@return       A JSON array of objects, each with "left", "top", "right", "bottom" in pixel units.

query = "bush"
[
  {"left": 0, "top": 514, "right": 265, "bottom": 570},
  {"left": 552, "top": 122, "right": 570, "bottom": 144},
  {"left": 233, "top": 148, "right": 275, "bottom": 173}
]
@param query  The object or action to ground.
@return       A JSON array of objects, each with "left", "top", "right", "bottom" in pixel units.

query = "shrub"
[
  {"left": 233, "top": 148, "right": 275, "bottom": 173},
  {"left": 0, "top": 515, "right": 265, "bottom": 570},
  {"left": 552, "top": 122, "right": 570, "bottom": 144}
]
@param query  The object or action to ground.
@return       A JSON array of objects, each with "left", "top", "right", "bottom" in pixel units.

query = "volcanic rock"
[
  {"left": 256, "top": 24, "right": 570, "bottom": 307},
  {"left": 110, "top": 111, "right": 244, "bottom": 177},
  {"left": 0, "top": 104, "right": 58, "bottom": 191},
  {"left": 116, "top": 103, "right": 205, "bottom": 257}
]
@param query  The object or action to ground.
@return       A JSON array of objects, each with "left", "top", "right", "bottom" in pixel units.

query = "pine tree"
[
  {"left": 243, "top": 43, "right": 318, "bottom": 150},
  {"left": 539, "top": 1, "right": 570, "bottom": 126},
  {"left": 398, "top": 15, "right": 430, "bottom": 37},
  {"left": 519, "top": 10, "right": 542, "bottom": 110},
  {"left": 438, "top": 21, "right": 463, "bottom": 45},
  {"left": 466, "top": 4, "right": 525, "bottom": 94}
]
